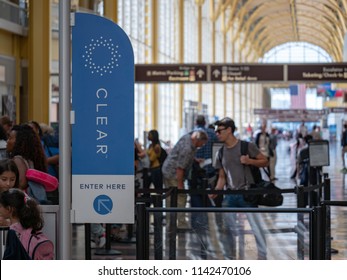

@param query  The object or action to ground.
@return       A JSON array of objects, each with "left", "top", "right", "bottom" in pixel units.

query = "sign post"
[{"left": 71, "top": 13, "right": 134, "bottom": 223}]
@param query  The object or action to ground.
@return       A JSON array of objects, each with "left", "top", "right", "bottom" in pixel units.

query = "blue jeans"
[{"left": 222, "top": 194, "right": 267, "bottom": 259}]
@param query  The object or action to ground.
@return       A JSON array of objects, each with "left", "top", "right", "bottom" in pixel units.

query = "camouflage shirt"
[{"left": 162, "top": 133, "right": 197, "bottom": 180}]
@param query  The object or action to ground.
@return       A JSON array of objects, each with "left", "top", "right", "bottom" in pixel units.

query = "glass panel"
[{"left": 148, "top": 210, "right": 310, "bottom": 260}]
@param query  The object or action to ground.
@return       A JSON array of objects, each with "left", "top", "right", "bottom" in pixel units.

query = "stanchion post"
[
  {"left": 297, "top": 185, "right": 305, "bottom": 208},
  {"left": 136, "top": 203, "right": 149, "bottom": 260},
  {"left": 296, "top": 185, "right": 305, "bottom": 259},
  {"left": 323, "top": 177, "right": 331, "bottom": 201},
  {"left": 153, "top": 194, "right": 163, "bottom": 260},
  {"left": 85, "top": 223, "right": 91, "bottom": 260},
  {"left": 169, "top": 187, "right": 177, "bottom": 260},
  {"left": 310, "top": 206, "right": 323, "bottom": 259},
  {"left": 323, "top": 177, "right": 332, "bottom": 259}
]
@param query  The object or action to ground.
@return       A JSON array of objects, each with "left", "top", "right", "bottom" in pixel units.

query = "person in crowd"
[
  {"left": 162, "top": 129, "right": 208, "bottom": 228},
  {"left": 269, "top": 127, "right": 278, "bottom": 182},
  {"left": 289, "top": 133, "right": 305, "bottom": 181},
  {"left": 297, "top": 134, "right": 315, "bottom": 206},
  {"left": 0, "top": 115, "right": 13, "bottom": 137},
  {"left": 0, "top": 189, "right": 42, "bottom": 238},
  {"left": 6, "top": 124, "right": 47, "bottom": 190},
  {"left": 145, "top": 129, "right": 164, "bottom": 190},
  {"left": 0, "top": 159, "right": 19, "bottom": 226},
  {"left": 310, "top": 124, "right": 322, "bottom": 140},
  {"left": 188, "top": 115, "right": 219, "bottom": 229},
  {"left": 209, "top": 117, "right": 268, "bottom": 259},
  {"left": 0, "top": 124, "right": 8, "bottom": 160},
  {"left": 0, "top": 159, "right": 19, "bottom": 193},
  {"left": 28, "top": 121, "right": 59, "bottom": 179},
  {"left": 341, "top": 123, "right": 347, "bottom": 173},
  {"left": 90, "top": 223, "right": 106, "bottom": 248},
  {"left": 0, "top": 188, "right": 53, "bottom": 259},
  {"left": 298, "top": 121, "right": 308, "bottom": 138},
  {"left": 254, "top": 122, "right": 271, "bottom": 179},
  {"left": 189, "top": 116, "right": 218, "bottom": 203},
  {"left": 135, "top": 138, "right": 150, "bottom": 189}
]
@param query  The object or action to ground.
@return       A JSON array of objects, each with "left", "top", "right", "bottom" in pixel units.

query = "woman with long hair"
[
  {"left": 146, "top": 129, "right": 163, "bottom": 190},
  {"left": 6, "top": 124, "right": 47, "bottom": 190}
]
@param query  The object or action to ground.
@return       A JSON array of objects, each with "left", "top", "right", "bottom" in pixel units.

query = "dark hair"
[
  {"left": 0, "top": 124, "right": 7, "bottom": 141},
  {"left": 28, "top": 121, "right": 43, "bottom": 138},
  {"left": 215, "top": 117, "right": 236, "bottom": 134},
  {"left": 0, "top": 189, "right": 44, "bottom": 231},
  {"left": 196, "top": 115, "right": 206, "bottom": 126},
  {"left": 148, "top": 130, "right": 160, "bottom": 145},
  {"left": 10, "top": 124, "right": 47, "bottom": 172},
  {"left": 0, "top": 159, "right": 19, "bottom": 189},
  {"left": 304, "top": 134, "right": 313, "bottom": 143}
]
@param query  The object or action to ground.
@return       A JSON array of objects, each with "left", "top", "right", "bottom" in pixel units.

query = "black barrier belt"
[
  {"left": 299, "top": 183, "right": 324, "bottom": 193},
  {"left": 321, "top": 200, "right": 347, "bottom": 206},
  {"left": 135, "top": 186, "right": 294, "bottom": 198}
]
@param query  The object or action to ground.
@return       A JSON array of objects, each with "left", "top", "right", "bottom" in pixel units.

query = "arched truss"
[{"left": 209, "top": 0, "right": 347, "bottom": 61}]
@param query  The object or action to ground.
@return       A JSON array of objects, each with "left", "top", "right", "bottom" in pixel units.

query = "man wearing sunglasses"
[{"left": 210, "top": 117, "right": 269, "bottom": 260}]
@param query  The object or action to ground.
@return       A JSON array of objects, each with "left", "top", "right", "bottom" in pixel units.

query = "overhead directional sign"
[
  {"left": 71, "top": 13, "right": 134, "bottom": 224},
  {"left": 328, "top": 107, "right": 347, "bottom": 113},
  {"left": 288, "top": 63, "right": 347, "bottom": 82},
  {"left": 210, "top": 64, "right": 284, "bottom": 82},
  {"left": 253, "top": 109, "right": 326, "bottom": 121},
  {"left": 135, "top": 63, "right": 347, "bottom": 83},
  {"left": 135, "top": 64, "right": 208, "bottom": 82}
]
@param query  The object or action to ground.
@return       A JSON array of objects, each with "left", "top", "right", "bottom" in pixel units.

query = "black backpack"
[{"left": 218, "top": 140, "right": 283, "bottom": 207}]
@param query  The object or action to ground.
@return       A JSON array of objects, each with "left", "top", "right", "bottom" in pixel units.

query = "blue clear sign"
[
  {"left": 93, "top": 194, "right": 113, "bottom": 215},
  {"left": 72, "top": 13, "right": 134, "bottom": 175}
]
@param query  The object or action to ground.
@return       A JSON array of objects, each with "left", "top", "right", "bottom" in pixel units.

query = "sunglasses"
[{"left": 215, "top": 127, "right": 228, "bottom": 134}]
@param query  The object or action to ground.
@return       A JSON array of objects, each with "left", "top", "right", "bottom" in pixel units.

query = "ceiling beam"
[{"left": 290, "top": 0, "right": 299, "bottom": 41}]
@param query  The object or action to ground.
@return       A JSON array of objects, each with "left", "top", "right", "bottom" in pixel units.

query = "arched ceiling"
[{"left": 209, "top": 0, "right": 347, "bottom": 61}]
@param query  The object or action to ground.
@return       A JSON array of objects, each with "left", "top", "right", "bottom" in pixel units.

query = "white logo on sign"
[{"left": 82, "top": 36, "right": 121, "bottom": 76}]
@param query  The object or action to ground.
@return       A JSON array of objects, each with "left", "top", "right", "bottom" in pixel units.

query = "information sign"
[
  {"left": 135, "top": 64, "right": 208, "bottom": 82},
  {"left": 71, "top": 13, "right": 134, "bottom": 223}
]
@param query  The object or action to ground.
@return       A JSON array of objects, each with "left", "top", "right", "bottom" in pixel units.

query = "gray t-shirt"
[{"left": 214, "top": 140, "right": 260, "bottom": 190}]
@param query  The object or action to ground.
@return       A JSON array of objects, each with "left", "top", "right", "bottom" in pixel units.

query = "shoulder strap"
[
  {"left": 240, "top": 140, "right": 248, "bottom": 156},
  {"left": 241, "top": 140, "right": 270, "bottom": 180},
  {"left": 218, "top": 145, "right": 224, "bottom": 167},
  {"left": 14, "top": 155, "right": 30, "bottom": 171}
]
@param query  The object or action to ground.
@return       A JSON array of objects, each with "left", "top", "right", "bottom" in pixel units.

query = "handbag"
[
  {"left": 26, "top": 168, "right": 59, "bottom": 192},
  {"left": 14, "top": 155, "right": 59, "bottom": 192},
  {"left": 244, "top": 181, "right": 283, "bottom": 207}
]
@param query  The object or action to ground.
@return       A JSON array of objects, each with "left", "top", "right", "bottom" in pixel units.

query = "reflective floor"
[{"left": 71, "top": 139, "right": 347, "bottom": 260}]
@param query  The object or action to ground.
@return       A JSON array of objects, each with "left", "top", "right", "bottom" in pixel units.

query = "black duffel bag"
[{"left": 243, "top": 181, "right": 283, "bottom": 207}]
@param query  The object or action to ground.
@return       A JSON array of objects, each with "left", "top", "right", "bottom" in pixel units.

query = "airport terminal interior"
[{"left": 0, "top": 0, "right": 347, "bottom": 260}]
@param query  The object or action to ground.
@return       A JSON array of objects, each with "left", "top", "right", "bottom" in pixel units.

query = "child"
[
  {"left": 0, "top": 189, "right": 54, "bottom": 259},
  {"left": 0, "top": 159, "right": 19, "bottom": 226},
  {"left": 0, "top": 159, "right": 19, "bottom": 193}
]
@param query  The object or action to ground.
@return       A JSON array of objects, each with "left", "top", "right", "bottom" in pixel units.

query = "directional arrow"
[
  {"left": 213, "top": 69, "right": 221, "bottom": 78},
  {"left": 93, "top": 194, "right": 113, "bottom": 215},
  {"left": 196, "top": 69, "right": 205, "bottom": 78},
  {"left": 98, "top": 198, "right": 112, "bottom": 213}
]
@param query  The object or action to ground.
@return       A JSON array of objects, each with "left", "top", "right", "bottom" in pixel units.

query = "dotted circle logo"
[{"left": 82, "top": 36, "right": 121, "bottom": 76}]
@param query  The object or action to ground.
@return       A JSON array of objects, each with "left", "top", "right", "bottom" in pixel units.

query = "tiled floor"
[{"left": 71, "top": 138, "right": 347, "bottom": 260}]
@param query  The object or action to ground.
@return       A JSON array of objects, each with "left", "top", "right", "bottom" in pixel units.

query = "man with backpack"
[
  {"left": 209, "top": 117, "right": 269, "bottom": 259},
  {"left": 341, "top": 123, "right": 347, "bottom": 173}
]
